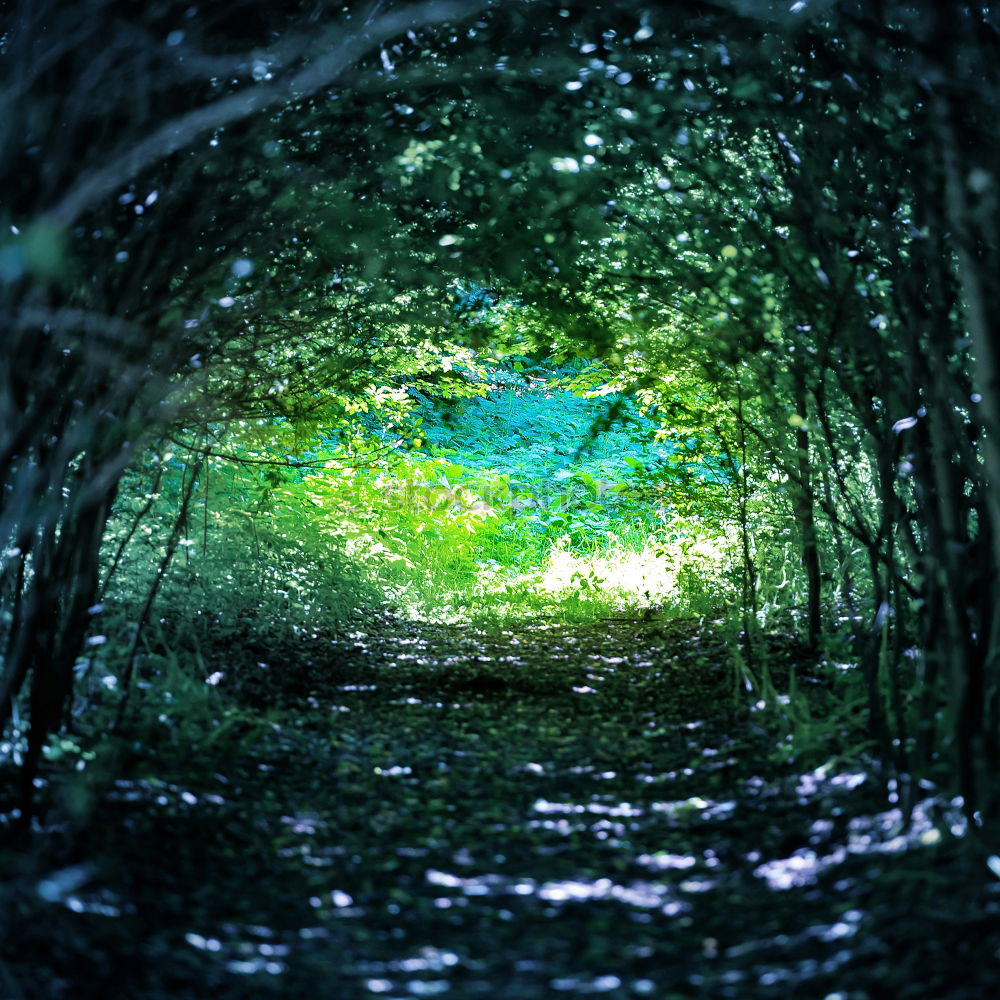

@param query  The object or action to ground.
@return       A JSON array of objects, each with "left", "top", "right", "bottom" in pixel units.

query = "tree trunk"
[{"left": 791, "top": 364, "right": 822, "bottom": 650}]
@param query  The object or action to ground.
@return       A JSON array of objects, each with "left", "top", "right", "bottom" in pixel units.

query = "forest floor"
[{"left": 2, "top": 616, "right": 999, "bottom": 999}]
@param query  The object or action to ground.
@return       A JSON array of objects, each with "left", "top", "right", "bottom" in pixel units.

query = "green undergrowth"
[
  {"left": 100, "top": 358, "right": 746, "bottom": 639},
  {"left": 360, "top": 360, "right": 737, "bottom": 623},
  {"left": 275, "top": 359, "right": 737, "bottom": 626}
]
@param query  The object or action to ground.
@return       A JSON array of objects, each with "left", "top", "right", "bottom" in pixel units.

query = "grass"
[
  {"left": 280, "top": 361, "right": 743, "bottom": 626},
  {"left": 97, "top": 357, "right": 754, "bottom": 638}
]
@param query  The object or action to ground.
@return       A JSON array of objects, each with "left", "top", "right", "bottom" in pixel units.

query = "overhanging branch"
[{"left": 44, "top": 0, "right": 486, "bottom": 228}]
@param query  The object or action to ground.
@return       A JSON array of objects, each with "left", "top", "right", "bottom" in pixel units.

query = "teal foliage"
[
  {"left": 97, "top": 355, "right": 741, "bottom": 640},
  {"left": 414, "top": 359, "right": 670, "bottom": 534},
  {"left": 344, "top": 358, "right": 742, "bottom": 621}
]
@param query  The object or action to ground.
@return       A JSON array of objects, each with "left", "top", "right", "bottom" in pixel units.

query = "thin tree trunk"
[
  {"left": 115, "top": 451, "right": 205, "bottom": 722},
  {"left": 791, "top": 365, "right": 821, "bottom": 649}
]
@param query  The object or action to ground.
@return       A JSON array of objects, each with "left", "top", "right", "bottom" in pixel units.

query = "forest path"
[
  {"left": 216, "top": 614, "right": 994, "bottom": 998},
  {"left": 7, "top": 617, "right": 997, "bottom": 999}
]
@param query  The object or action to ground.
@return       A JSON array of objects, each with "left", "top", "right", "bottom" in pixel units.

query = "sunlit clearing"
[
  {"left": 381, "top": 525, "right": 738, "bottom": 624},
  {"left": 530, "top": 532, "right": 735, "bottom": 613},
  {"left": 435, "top": 528, "right": 736, "bottom": 625}
]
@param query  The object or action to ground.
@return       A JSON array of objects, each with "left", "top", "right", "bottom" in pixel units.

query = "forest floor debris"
[{"left": 1, "top": 618, "right": 998, "bottom": 998}]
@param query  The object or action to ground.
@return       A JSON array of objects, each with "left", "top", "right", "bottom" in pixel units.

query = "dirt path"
[{"left": 4, "top": 618, "right": 998, "bottom": 998}]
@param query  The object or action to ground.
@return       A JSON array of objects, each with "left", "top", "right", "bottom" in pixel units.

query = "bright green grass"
[
  {"left": 102, "top": 361, "right": 739, "bottom": 634},
  {"left": 313, "top": 363, "right": 738, "bottom": 624}
]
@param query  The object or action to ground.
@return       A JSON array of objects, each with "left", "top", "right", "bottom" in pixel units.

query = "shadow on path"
[{"left": 1, "top": 618, "right": 997, "bottom": 998}]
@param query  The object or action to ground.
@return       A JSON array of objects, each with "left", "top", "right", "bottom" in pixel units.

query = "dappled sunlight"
[
  {"left": 427, "top": 867, "right": 691, "bottom": 915},
  {"left": 34, "top": 863, "right": 122, "bottom": 917},
  {"left": 533, "top": 539, "right": 679, "bottom": 606},
  {"left": 466, "top": 529, "right": 738, "bottom": 622},
  {"left": 754, "top": 788, "right": 968, "bottom": 891},
  {"left": 531, "top": 795, "right": 737, "bottom": 824},
  {"left": 184, "top": 926, "right": 290, "bottom": 978},
  {"left": 7, "top": 611, "right": 994, "bottom": 998}
]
